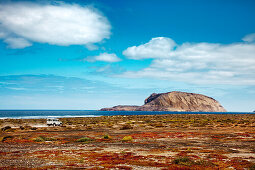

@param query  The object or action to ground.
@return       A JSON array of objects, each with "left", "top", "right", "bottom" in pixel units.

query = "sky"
[{"left": 0, "top": 0, "right": 255, "bottom": 111}]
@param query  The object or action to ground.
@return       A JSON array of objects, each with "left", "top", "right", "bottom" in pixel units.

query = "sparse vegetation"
[
  {"left": 33, "top": 136, "right": 56, "bottom": 142},
  {"left": 120, "top": 124, "right": 133, "bottom": 130},
  {"left": 0, "top": 136, "right": 14, "bottom": 142},
  {"left": 0, "top": 114, "right": 254, "bottom": 169},
  {"left": 103, "top": 134, "right": 111, "bottom": 139},
  {"left": 34, "top": 136, "right": 45, "bottom": 142},
  {"left": 173, "top": 157, "right": 194, "bottom": 166},
  {"left": 122, "top": 136, "right": 133, "bottom": 142},
  {"left": 1, "top": 126, "right": 12, "bottom": 131},
  {"left": 76, "top": 137, "right": 92, "bottom": 142}
]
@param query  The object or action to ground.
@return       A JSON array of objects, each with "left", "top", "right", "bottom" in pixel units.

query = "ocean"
[{"left": 0, "top": 110, "right": 253, "bottom": 119}]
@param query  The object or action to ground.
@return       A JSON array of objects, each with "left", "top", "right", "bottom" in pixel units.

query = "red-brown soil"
[{"left": 0, "top": 114, "right": 254, "bottom": 169}]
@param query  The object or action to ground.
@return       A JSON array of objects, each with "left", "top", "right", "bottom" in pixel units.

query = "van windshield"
[{"left": 47, "top": 119, "right": 59, "bottom": 121}]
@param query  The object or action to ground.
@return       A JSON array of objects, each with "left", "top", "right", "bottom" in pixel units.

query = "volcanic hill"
[{"left": 100, "top": 91, "right": 226, "bottom": 112}]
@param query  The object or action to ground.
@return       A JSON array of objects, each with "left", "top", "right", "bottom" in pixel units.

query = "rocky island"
[{"left": 101, "top": 91, "right": 226, "bottom": 112}]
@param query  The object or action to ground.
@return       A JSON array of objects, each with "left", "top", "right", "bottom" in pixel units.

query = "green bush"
[
  {"left": 172, "top": 157, "right": 194, "bottom": 166},
  {"left": 122, "top": 136, "right": 133, "bottom": 142},
  {"left": 76, "top": 137, "right": 92, "bottom": 142},
  {"left": 34, "top": 136, "right": 45, "bottom": 142},
  {"left": 44, "top": 137, "right": 56, "bottom": 141},
  {"left": 103, "top": 134, "right": 111, "bottom": 139},
  {"left": 33, "top": 136, "right": 56, "bottom": 142}
]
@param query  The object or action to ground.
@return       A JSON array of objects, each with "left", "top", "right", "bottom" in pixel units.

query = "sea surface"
[{"left": 0, "top": 110, "right": 253, "bottom": 119}]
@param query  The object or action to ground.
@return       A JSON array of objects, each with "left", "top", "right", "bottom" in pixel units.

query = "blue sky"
[{"left": 0, "top": 0, "right": 255, "bottom": 111}]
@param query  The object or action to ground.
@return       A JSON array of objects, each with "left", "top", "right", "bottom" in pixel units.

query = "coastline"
[{"left": 0, "top": 110, "right": 254, "bottom": 120}]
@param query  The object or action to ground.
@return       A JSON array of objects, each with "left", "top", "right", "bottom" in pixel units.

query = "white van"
[{"left": 47, "top": 118, "right": 62, "bottom": 126}]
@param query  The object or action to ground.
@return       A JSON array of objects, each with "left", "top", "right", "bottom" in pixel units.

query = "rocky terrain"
[
  {"left": 101, "top": 91, "right": 226, "bottom": 112},
  {"left": 0, "top": 114, "right": 254, "bottom": 169}
]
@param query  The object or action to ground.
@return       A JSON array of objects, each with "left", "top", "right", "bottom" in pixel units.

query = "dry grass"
[{"left": 0, "top": 114, "right": 254, "bottom": 169}]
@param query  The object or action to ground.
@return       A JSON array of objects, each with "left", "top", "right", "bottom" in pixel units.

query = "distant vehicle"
[{"left": 47, "top": 118, "right": 62, "bottom": 126}]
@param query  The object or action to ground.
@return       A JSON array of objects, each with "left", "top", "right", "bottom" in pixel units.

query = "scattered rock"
[
  {"left": 1, "top": 126, "right": 12, "bottom": 132},
  {"left": 0, "top": 136, "right": 13, "bottom": 142},
  {"left": 120, "top": 124, "right": 133, "bottom": 130}
]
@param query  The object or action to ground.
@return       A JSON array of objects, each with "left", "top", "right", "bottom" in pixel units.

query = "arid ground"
[{"left": 0, "top": 114, "right": 255, "bottom": 169}]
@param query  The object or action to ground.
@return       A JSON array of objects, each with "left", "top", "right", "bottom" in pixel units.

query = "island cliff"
[{"left": 100, "top": 91, "right": 227, "bottom": 112}]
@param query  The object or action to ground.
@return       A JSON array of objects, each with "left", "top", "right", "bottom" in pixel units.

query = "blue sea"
[{"left": 0, "top": 110, "right": 253, "bottom": 119}]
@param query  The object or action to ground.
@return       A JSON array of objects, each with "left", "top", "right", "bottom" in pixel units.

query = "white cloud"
[
  {"left": 0, "top": 30, "right": 7, "bottom": 38},
  {"left": 121, "top": 36, "right": 255, "bottom": 85},
  {"left": 85, "top": 43, "right": 99, "bottom": 51},
  {"left": 0, "top": 2, "right": 111, "bottom": 48},
  {"left": 85, "top": 52, "right": 121, "bottom": 62},
  {"left": 6, "top": 87, "right": 27, "bottom": 91},
  {"left": 4, "top": 37, "right": 32, "bottom": 49},
  {"left": 122, "top": 37, "right": 176, "bottom": 59},
  {"left": 242, "top": 33, "right": 255, "bottom": 42}
]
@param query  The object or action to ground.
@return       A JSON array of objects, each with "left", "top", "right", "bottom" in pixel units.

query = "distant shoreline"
[{"left": 0, "top": 110, "right": 254, "bottom": 119}]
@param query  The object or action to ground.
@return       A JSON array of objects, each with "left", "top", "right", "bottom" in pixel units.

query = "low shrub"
[
  {"left": 44, "top": 137, "right": 56, "bottom": 141},
  {"left": 1, "top": 126, "right": 11, "bottom": 131},
  {"left": 34, "top": 136, "right": 45, "bottom": 142},
  {"left": 122, "top": 136, "right": 133, "bottom": 142},
  {"left": 76, "top": 137, "right": 92, "bottom": 142},
  {"left": 103, "top": 134, "right": 111, "bottom": 139},
  {"left": 120, "top": 124, "right": 133, "bottom": 130},
  {"left": 250, "top": 164, "right": 255, "bottom": 170},
  {"left": 172, "top": 157, "right": 194, "bottom": 166},
  {"left": 151, "top": 122, "right": 165, "bottom": 127},
  {"left": 24, "top": 126, "right": 32, "bottom": 130},
  {"left": 33, "top": 136, "right": 56, "bottom": 142},
  {"left": 0, "top": 136, "right": 14, "bottom": 142}
]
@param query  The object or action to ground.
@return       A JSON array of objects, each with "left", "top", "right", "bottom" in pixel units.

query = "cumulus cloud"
[
  {"left": 4, "top": 37, "right": 32, "bottom": 49},
  {"left": 242, "top": 33, "right": 255, "bottom": 42},
  {"left": 121, "top": 36, "right": 255, "bottom": 85},
  {"left": 122, "top": 37, "right": 176, "bottom": 59},
  {"left": 0, "top": 30, "right": 7, "bottom": 38},
  {"left": 84, "top": 53, "right": 121, "bottom": 62},
  {"left": 85, "top": 43, "right": 99, "bottom": 51},
  {"left": 0, "top": 2, "right": 111, "bottom": 48}
]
